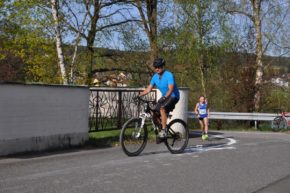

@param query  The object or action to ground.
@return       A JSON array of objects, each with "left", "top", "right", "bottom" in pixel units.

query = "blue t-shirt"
[
  {"left": 150, "top": 70, "right": 180, "bottom": 99},
  {"left": 198, "top": 102, "right": 208, "bottom": 118}
]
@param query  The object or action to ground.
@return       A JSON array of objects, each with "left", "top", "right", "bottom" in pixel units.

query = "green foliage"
[
  {"left": 0, "top": 0, "right": 63, "bottom": 84},
  {"left": 262, "top": 86, "right": 290, "bottom": 112},
  {"left": 159, "top": 0, "right": 232, "bottom": 109},
  {"left": 0, "top": 0, "right": 289, "bottom": 116}
]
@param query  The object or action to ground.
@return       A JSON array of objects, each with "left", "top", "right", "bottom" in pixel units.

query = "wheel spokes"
[
  {"left": 167, "top": 125, "right": 186, "bottom": 149},
  {"left": 121, "top": 119, "right": 147, "bottom": 155}
]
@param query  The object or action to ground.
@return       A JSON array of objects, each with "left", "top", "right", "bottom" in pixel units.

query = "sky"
[{"left": 62, "top": 1, "right": 290, "bottom": 57}]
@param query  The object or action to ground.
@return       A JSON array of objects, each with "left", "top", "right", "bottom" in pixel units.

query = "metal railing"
[
  {"left": 188, "top": 112, "right": 277, "bottom": 121},
  {"left": 188, "top": 111, "right": 279, "bottom": 129},
  {"left": 89, "top": 87, "right": 156, "bottom": 132}
]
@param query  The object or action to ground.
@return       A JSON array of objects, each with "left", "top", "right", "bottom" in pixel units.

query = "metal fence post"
[
  {"left": 117, "top": 91, "right": 122, "bottom": 129},
  {"left": 95, "top": 91, "right": 99, "bottom": 131}
]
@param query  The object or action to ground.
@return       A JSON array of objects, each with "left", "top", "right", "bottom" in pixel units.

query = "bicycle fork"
[{"left": 132, "top": 114, "right": 147, "bottom": 139}]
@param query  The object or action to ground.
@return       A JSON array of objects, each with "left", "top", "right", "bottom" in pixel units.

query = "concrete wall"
[
  {"left": 0, "top": 83, "right": 89, "bottom": 156},
  {"left": 156, "top": 88, "right": 189, "bottom": 135}
]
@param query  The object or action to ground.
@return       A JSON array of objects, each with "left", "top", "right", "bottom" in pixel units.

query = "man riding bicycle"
[{"left": 138, "top": 58, "right": 180, "bottom": 143}]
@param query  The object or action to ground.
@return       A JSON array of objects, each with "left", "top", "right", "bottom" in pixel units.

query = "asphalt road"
[{"left": 0, "top": 131, "right": 290, "bottom": 193}]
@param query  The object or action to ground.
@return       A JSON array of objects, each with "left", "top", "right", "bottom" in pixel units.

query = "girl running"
[{"left": 194, "top": 96, "right": 209, "bottom": 140}]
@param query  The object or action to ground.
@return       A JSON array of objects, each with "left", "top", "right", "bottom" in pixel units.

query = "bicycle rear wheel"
[
  {"left": 120, "top": 117, "right": 148, "bottom": 156},
  {"left": 165, "top": 119, "right": 188, "bottom": 154},
  {"left": 272, "top": 116, "right": 287, "bottom": 131}
]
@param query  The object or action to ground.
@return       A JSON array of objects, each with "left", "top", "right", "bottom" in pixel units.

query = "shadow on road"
[
  {"left": 189, "top": 130, "right": 224, "bottom": 138},
  {"left": 136, "top": 132, "right": 231, "bottom": 157},
  {"left": 140, "top": 150, "right": 170, "bottom": 157},
  {"left": 0, "top": 141, "right": 117, "bottom": 160}
]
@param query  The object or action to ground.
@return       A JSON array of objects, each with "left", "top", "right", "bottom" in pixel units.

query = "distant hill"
[
  {"left": 72, "top": 45, "right": 290, "bottom": 70},
  {"left": 263, "top": 55, "right": 290, "bottom": 71}
]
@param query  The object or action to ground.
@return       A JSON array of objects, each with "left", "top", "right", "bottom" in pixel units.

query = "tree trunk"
[
  {"left": 149, "top": 33, "right": 158, "bottom": 67},
  {"left": 70, "top": 12, "right": 88, "bottom": 84},
  {"left": 51, "top": 0, "right": 68, "bottom": 85},
  {"left": 85, "top": 1, "right": 100, "bottom": 85},
  {"left": 70, "top": 41, "right": 79, "bottom": 84},
  {"left": 196, "top": 2, "right": 207, "bottom": 97},
  {"left": 135, "top": 0, "right": 158, "bottom": 70},
  {"left": 148, "top": 0, "right": 158, "bottom": 66},
  {"left": 198, "top": 54, "right": 207, "bottom": 97},
  {"left": 252, "top": 0, "right": 263, "bottom": 112},
  {"left": 223, "top": 0, "right": 265, "bottom": 112}
]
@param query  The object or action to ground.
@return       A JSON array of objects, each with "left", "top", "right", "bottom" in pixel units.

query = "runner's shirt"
[{"left": 198, "top": 102, "right": 208, "bottom": 118}]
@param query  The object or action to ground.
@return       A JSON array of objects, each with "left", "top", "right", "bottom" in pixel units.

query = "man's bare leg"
[
  {"left": 160, "top": 107, "right": 167, "bottom": 133},
  {"left": 152, "top": 112, "right": 161, "bottom": 129}
]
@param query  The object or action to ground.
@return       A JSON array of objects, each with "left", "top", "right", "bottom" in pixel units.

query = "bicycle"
[
  {"left": 119, "top": 97, "right": 189, "bottom": 156},
  {"left": 271, "top": 110, "right": 290, "bottom": 131}
]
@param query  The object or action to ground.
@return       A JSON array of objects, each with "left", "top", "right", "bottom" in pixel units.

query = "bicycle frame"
[
  {"left": 138, "top": 104, "right": 160, "bottom": 134},
  {"left": 137, "top": 99, "right": 176, "bottom": 138}
]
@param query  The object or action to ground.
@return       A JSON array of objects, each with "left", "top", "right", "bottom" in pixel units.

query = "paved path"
[{"left": 0, "top": 131, "right": 290, "bottom": 193}]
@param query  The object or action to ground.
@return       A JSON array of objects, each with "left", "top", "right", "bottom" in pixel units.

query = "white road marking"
[{"left": 183, "top": 135, "right": 237, "bottom": 154}]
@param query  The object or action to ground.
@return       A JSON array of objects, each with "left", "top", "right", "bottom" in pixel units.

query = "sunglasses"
[{"left": 154, "top": 66, "right": 163, "bottom": 69}]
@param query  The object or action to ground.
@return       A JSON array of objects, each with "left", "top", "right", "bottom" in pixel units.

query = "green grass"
[
  {"left": 89, "top": 118, "right": 119, "bottom": 132},
  {"left": 88, "top": 130, "right": 121, "bottom": 147},
  {"left": 89, "top": 129, "right": 121, "bottom": 139},
  {"left": 88, "top": 126, "right": 158, "bottom": 148}
]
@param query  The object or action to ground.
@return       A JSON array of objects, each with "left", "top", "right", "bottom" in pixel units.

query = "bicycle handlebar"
[{"left": 133, "top": 96, "right": 156, "bottom": 104}]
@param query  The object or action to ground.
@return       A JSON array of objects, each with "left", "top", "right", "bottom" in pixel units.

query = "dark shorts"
[
  {"left": 154, "top": 97, "right": 179, "bottom": 114},
  {"left": 199, "top": 116, "right": 208, "bottom": 121}
]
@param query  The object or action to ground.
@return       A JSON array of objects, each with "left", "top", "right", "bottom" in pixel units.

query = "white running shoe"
[{"left": 158, "top": 129, "right": 167, "bottom": 138}]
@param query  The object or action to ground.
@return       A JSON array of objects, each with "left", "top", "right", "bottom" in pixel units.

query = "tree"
[
  {"left": 0, "top": 50, "right": 25, "bottom": 82},
  {"left": 0, "top": 0, "right": 60, "bottom": 84},
  {"left": 0, "top": 15, "right": 25, "bottom": 82},
  {"left": 51, "top": 0, "right": 68, "bottom": 85},
  {"left": 64, "top": 0, "right": 137, "bottom": 85},
  {"left": 222, "top": 0, "right": 290, "bottom": 112},
  {"left": 132, "top": 0, "right": 158, "bottom": 68},
  {"left": 164, "top": 0, "right": 228, "bottom": 97}
]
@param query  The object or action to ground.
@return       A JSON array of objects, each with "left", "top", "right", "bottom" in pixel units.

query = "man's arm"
[
  {"left": 139, "top": 85, "right": 153, "bottom": 97},
  {"left": 164, "top": 84, "right": 174, "bottom": 98}
]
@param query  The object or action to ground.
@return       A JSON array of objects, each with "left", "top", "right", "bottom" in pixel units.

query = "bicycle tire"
[
  {"left": 272, "top": 116, "right": 287, "bottom": 131},
  {"left": 165, "top": 119, "right": 189, "bottom": 154},
  {"left": 281, "top": 118, "right": 288, "bottom": 130},
  {"left": 120, "top": 117, "right": 148, "bottom": 156}
]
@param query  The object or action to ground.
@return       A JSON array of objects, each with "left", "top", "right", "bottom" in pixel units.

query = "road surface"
[{"left": 0, "top": 131, "right": 290, "bottom": 193}]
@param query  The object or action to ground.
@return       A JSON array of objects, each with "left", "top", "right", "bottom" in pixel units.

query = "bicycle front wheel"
[
  {"left": 120, "top": 117, "right": 148, "bottom": 156},
  {"left": 165, "top": 119, "right": 189, "bottom": 154}
]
